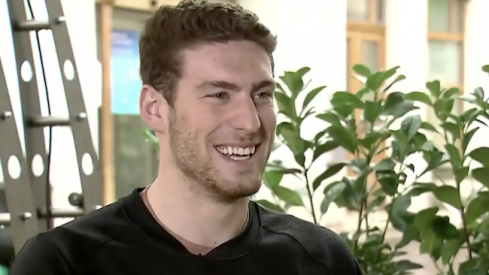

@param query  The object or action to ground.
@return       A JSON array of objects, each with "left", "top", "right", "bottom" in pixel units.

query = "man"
[{"left": 10, "top": 1, "right": 363, "bottom": 274}]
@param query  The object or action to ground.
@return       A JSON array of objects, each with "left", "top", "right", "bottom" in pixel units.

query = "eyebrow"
[{"left": 196, "top": 80, "right": 275, "bottom": 93}]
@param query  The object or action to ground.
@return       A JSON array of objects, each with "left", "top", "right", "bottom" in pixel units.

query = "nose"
[{"left": 229, "top": 96, "right": 261, "bottom": 133}]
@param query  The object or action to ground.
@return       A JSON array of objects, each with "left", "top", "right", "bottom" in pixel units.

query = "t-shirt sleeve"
[{"left": 10, "top": 234, "right": 72, "bottom": 275}]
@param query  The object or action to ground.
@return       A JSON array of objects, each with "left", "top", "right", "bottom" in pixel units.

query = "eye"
[
  {"left": 254, "top": 91, "right": 272, "bottom": 99},
  {"left": 209, "top": 92, "right": 229, "bottom": 99}
]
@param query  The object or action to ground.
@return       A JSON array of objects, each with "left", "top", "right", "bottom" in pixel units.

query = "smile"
[{"left": 215, "top": 145, "right": 258, "bottom": 161}]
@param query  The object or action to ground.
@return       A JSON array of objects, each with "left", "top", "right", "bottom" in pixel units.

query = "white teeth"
[{"left": 216, "top": 145, "right": 257, "bottom": 157}]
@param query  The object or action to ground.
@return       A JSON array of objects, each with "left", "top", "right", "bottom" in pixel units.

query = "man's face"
[{"left": 165, "top": 41, "right": 275, "bottom": 201}]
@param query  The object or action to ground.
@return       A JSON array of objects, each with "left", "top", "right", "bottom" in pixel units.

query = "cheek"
[
  {"left": 188, "top": 107, "right": 223, "bottom": 142},
  {"left": 259, "top": 107, "right": 276, "bottom": 132}
]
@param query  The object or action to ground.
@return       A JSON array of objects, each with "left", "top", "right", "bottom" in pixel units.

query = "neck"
[{"left": 146, "top": 162, "right": 249, "bottom": 248}]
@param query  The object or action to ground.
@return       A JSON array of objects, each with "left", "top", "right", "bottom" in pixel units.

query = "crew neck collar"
[{"left": 123, "top": 188, "right": 260, "bottom": 259}]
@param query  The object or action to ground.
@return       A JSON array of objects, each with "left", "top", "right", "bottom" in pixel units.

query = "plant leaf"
[
  {"left": 366, "top": 71, "right": 385, "bottom": 91},
  {"left": 377, "top": 174, "right": 398, "bottom": 196},
  {"left": 465, "top": 192, "right": 489, "bottom": 224},
  {"left": 431, "top": 216, "right": 459, "bottom": 239},
  {"left": 443, "top": 87, "right": 460, "bottom": 99},
  {"left": 274, "top": 92, "right": 295, "bottom": 119},
  {"left": 419, "top": 122, "right": 439, "bottom": 133},
  {"left": 401, "top": 115, "right": 422, "bottom": 141},
  {"left": 471, "top": 167, "right": 489, "bottom": 188},
  {"left": 463, "top": 127, "right": 479, "bottom": 154},
  {"left": 441, "top": 236, "right": 464, "bottom": 264},
  {"left": 395, "top": 260, "right": 423, "bottom": 272},
  {"left": 316, "top": 112, "right": 342, "bottom": 126},
  {"left": 302, "top": 86, "right": 326, "bottom": 110},
  {"left": 312, "top": 162, "right": 346, "bottom": 191},
  {"left": 352, "top": 64, "right": 371, "bottom": 77},
  {"left": 363, "top": 100, "right": 382, "bottom": 124},
  {"left": 262, "top": 170, "right": 283, "bottom": 189},
  {"left": 426, "top": 80, "right": 441, "bottom": 97},
  {"left": 482, "top": 64, "right": 489, "bottom": 73},
  {"left": 383, "top": 74, "right": 406, "bottom": 92},
  {"left": 445, "top": 144, "right": 462, "bottom": 169},
  {"left": 373, "top": 158, "right": 396, "bottom": 171},
  {"left": 440, "top": 122, "right": 460, "bottom": 141},
  {"left": 327, "top": 125, "right": 357, "bottom": 153},
  {"left": 404, "top": 91, "right": 433, "bottom": 106},
  {"left": 313, "top": 141, "right": 340, "bottom": 162},
  {"left": 320, "top": 181, "right": 346, "bottom": 214},
  {"left": 432, "top": 186, "right": 462, "bottom": 208},
  {"left": 331, "top": 92, "right": 364, "bottom": 108},
  {"left": 271, "top": 186, "right": 303, "bottom": 206},
  {"left": 254, "top": 200, "right": 285, "bottom": 213},
  {"left": 469, "top": 147, "right": 489, "bottom": 167},
  {"left": 279, "top": 67, "right": 310, "bottom": 98}
]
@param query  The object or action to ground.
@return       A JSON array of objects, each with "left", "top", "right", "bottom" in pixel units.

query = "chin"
[{"left": 212, "top": 174, "right": 262, "bottom": 200}]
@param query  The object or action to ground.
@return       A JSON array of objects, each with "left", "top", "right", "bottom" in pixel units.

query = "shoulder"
[
  {"left": 11, "top": 199, "right": 132, "bottom": 274},
  {"left": 256, "top": 203, "right": 362, "bottom": 274}
]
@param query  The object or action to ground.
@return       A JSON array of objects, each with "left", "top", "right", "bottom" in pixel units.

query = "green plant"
[{"left": 259, "top": 65, "right": 489, "bottom": 275}]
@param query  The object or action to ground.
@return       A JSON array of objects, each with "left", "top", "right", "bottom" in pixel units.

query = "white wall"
[{"left": 0, "top": 0, "right": 99, "bottom": 225}]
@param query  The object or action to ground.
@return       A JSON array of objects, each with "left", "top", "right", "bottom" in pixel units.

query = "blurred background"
[{"left": 1, "top": 0, "right": 489, "bottom": 274}]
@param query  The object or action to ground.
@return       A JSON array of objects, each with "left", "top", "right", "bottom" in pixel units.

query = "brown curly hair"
[{"left": 138, "top": 0, "right": 277, "bottom": 106}]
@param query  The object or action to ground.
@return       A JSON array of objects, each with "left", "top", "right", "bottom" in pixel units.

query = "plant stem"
[
  {"left": 304, "top": 170, "right": 318, "bottom": 224},
  {"left": 459, "top": 128, "right": 473, "bottom": 260},
  {"left": 363, "top": 200, "right": 370, "bottom": 237},
  {"left": 459, "top": 200, "right": 473, "bottom": 260}
]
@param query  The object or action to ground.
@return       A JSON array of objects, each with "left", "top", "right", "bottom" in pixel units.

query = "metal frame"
[
  {"left": 7, "top": 0, "right": 51, "bottom": 233},
  {"left": 0, "top": 0, "right": 103, "bottom": 254},
  {"left": 0, "top": 57, "right": 40, "bottom": 254},
  {"left": 44, "top": 0, "right": 103, "bottom": 212}
]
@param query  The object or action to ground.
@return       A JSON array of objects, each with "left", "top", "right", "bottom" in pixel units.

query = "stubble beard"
[{"left": 168, "top": 111, "right": 270, "bottom": 203}]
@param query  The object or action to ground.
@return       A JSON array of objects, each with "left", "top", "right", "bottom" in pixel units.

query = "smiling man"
[{"left": 10, "top": 1, "right": 363, "bottom": 274}]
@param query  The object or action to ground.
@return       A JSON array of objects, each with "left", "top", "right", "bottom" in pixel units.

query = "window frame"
[{"left": 347, "top": 0, "right": 385, "bottom": 34}]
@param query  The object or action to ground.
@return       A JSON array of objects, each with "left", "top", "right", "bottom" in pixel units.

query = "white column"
[
  {"left": 0, "top": 0, "right": 99, "bottom": 226},
  {"left": 385, "top": 0, "right": 430, "bottom": 209},
  {"left": 239, "top": 0, "right": 347, "bottom": 222},
  {"left": 464, "top": 0, "right": 489, "bottom": 151},
  {"left": 385, "top": 0, "right": 428, "bottom": 93}
]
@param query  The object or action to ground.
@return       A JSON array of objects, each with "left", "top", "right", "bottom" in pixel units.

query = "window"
[
  {"left": 427, "top": 0, "right": 465, "bottom": 170},
  {"left": 427, "top": 0, "right": 464, "bottom": 86},
  {"left": 347, "top": 0, "right": 385, "bottom": 26}
]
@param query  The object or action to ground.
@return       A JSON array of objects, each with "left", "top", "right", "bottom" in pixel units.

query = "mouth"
[{"left": 214, "top": 144, "right": 260, "bottom": 161}]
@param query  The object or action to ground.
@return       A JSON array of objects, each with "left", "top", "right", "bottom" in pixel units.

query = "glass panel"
[
  {"left": 428, "top": 40, "right": 461, "bottom": 85},
  {"left": 362, "top": 40, "right": 379, "bottom": 72},
  {"left": 347, "top": 0, "right": 368, "bottom": 21},
  {"left": 428, "top": 0, "right": 450, "bottom": 32},
  {"left": 376, "top": 0, "right": 384, "bottom": 24},
  {"left": 452, "top": 0, "right": 464, "bottom": 33},
  {"left": 360, "top": 40, "right": 379, "bottom": 100}
]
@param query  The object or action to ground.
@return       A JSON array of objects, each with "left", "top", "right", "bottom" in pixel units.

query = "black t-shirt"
[{"left": 10, "top": 188, "right": 363, "bottom": 275}]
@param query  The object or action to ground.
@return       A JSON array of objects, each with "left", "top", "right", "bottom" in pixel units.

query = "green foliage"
[{"left": 259, "top": 65, "right": 489, "bottom": 275}]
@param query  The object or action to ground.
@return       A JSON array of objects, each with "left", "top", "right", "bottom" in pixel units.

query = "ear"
[{"left": 139, "top": 84, "right": 169, "bottom": 134}]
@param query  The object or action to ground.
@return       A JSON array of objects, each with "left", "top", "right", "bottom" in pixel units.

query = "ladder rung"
[
  {"left": 0, "top": 208, "right": 85, "bottom": 226},
  {"left": 14, "top": 20, "right": 51, "bottom": 31},
  {"left": 29, "top": 116, "right": 70, "bottom": 127},
  {"left": 68, "top": 192, "right": 83, "bottom": 207},
  {"left": 38, "top": 208, "right": 84, "bottom": 218}
]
